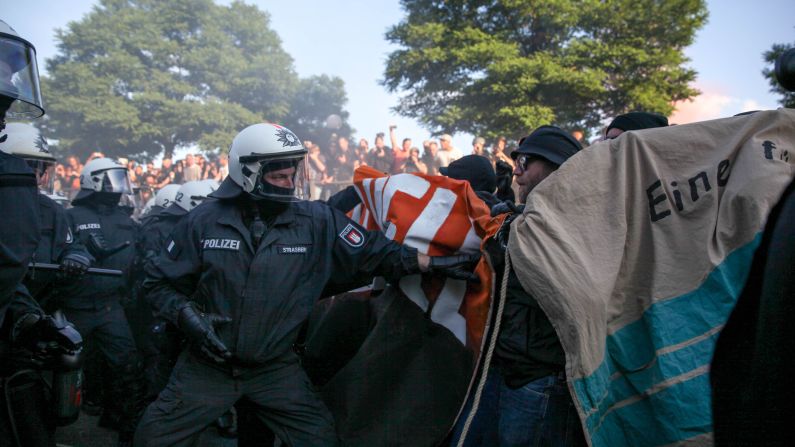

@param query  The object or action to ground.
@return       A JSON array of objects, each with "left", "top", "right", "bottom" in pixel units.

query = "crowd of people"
[
  {"left": 52, "top": 151, "right": 230, "bottom": 207},
  {"left": 50, "top": 123, "right": 523, "bottom": 209}
]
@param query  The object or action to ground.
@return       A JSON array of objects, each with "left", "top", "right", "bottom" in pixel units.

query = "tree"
[
  {"left": 763, "top": 42, "right": 795, "bottom": 109},
  {"left": 43, "top": 0, "right": 349, "bottom": 160},
  {"left": 283, "top": 75, "right": 354, "bottom": 145},
  {"left": 383, "top": 0, "right": 707, "bottom": 140}
]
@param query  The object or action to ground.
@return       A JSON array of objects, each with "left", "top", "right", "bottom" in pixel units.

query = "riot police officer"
[
  {"left": 60, "top": 157, "right": 145, "bottom": 446},
  {"left": 136, "top": 180, "right": 217, "bottom": 398},
  {"left": 140, "top": 183, "right": 180, "bottom": 222},
  {"left": 0, "top": 18, "right": 43, "bottom": 320},
  {"left": 0, "top": 20, "right": 85, "bottom": 447},
  {"left": 134, "top": 123, "right": 479, "bottom": 446},
  {"left": 0, "top": 123, "right": 92, "bottom": 301}
]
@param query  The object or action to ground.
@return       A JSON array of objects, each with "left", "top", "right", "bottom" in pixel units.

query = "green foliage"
[
  {"left": 384, "top": 0, "right": 707, "bottom": 139},
  {"left": 43, "top": 0, "right": 348, "bottom": 160},
  {"left": 763, "top": 42, "right": 795, "bottom": 109}
]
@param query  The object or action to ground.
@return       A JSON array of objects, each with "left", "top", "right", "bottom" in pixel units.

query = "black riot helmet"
[{"left": 0, "top": 20, "right": 44, "bottom": 119}]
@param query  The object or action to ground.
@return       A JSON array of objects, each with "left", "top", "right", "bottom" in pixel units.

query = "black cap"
[
  {"left": 440, "top": 155, "right": 497, "bottom": 193},
  {"left": 606, "top": 112, "right": 668, "bottom": 133},
  {"left": 511, "top": 125, "right": 582, "bottom": 167}
]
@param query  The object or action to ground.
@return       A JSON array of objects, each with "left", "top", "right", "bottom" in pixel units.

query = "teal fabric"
[{"left": 572, "top": 233, "right": 762, "bottom": 446}]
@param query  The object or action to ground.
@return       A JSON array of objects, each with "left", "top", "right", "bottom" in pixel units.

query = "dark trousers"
[
  {"left": 452, "top": 369, "right": 586, "bottom": 447},
  {"left": 63, "top": 302, "right": 140, "bottom": 371},
  {"left": 0, "top": 370, "right": 55, "bottom": 447},
  {"left": 134, "top": 352, "right": 338, "bottom": 447},
  {"left": 63, "top": 301, "right": 145, "bottom": 437}
]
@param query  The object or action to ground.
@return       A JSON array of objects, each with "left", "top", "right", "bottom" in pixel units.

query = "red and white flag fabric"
[{"left": 350, "top": 166, "right": 501, "bottom": 353}]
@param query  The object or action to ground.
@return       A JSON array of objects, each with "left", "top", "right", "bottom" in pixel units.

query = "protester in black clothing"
[
  {"left": 711, "top": 178, "right": 795, "bottom": 446},
  {"left": 604, "top": 111, "right": 668, "bottom": 140},
  {"left": 440, "top": 154, "right": 500, "bottom": 209},
  {"left": 494, "top": 160, "right": 516, "bottom": 204},
  {"left": 452, "top": 126, "right": 586, "bottom": 447}
]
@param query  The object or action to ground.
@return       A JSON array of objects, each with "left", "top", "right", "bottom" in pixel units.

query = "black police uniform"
[
  {"left": 0, "top": 151, "right": 49, "bottom": 447},
  {"left": 139, "top": 204, "right": 187, "bottom": 262},
  {"left": 135, "top": 179, "right": 420, "bottom": 447},
  {"left": 0, "top": 193, "right": 92, "bottom": 447},
  {"left": 135, "top": 203, "right": 188, "bottom": 398},
  {"left": 25, "top": 194, "right": 92, "bottom": 301},
  {"left": 0, "top": 151, "right": 40, "bottom": 315},
  {"left": 60, "top": 193, "right": 145, "bottom": 440}
]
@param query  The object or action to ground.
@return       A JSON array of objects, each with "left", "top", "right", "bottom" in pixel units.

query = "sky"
[{"left": 3, "top": 0, "right": 794, "bottom": 155}]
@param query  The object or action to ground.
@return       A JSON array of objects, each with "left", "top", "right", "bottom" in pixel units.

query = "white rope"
[{"left": 456, "top": 248, "right": 511, "bottom": 447}]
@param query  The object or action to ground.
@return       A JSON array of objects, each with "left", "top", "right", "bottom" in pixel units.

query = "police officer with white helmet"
[
  {"left": 135, "top": 123, "right": 480, "bottom": 446},
  {"left": 136, "top": 179, "right": 217, "bottom": 401},
  {"left": 0, "top": 123, "right": 92, "bottom": 297},
  {"left": 60, "top": 157, "right": 146, "bottom": 446}
]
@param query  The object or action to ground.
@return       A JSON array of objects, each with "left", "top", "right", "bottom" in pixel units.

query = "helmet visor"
[
  {"left": 97, "top": 168, "right": 133, "bottom": 194},
  {"left": 0, "top": 34, "right": 43, "bottom": 118},
  {"left": 250, "top": 155, "right": 309, "bottom": 202},
  {"left": 25, "top": 158, "right": 54, "bottom": 194}
]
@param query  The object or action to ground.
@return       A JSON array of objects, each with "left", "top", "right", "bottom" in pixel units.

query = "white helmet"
[
  {"left": 0, "top": 122, "right": 55, "bottom": 193},
  {"left": 154, "top": 183, "right": 180, "bottom": 209},
  {"left": 0, "top": 20, "right": 44, "bottom": 118},
  {"left": 175, "top": 180, "right": 217, "bottom": 212},
  {"left": 201, "top": 178, "right": 220, "bottom": 187},
  {"left": 141, "top": 197, "right": 156, "bottom": 216},
  {"left": 46, "top": 192, "right": 71, "bottom": 209},
  {"left": 228, "top": 123, "right": 309, "bottom": 201},
  {"left": 79, "top": 157, "right": 132, "bottom": 194}
]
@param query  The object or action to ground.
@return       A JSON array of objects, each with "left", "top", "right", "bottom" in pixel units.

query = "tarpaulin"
[{"left": 508, "top": 109, "right": 795, "bottom": 446}]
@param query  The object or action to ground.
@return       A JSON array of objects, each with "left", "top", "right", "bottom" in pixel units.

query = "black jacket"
[
  {"left": 61, "top": 199, "right": 138, "bottom": 309},
  {"left": 138, "top": 203, "right": 188, "bottom": 262},
  {"left": 0, "top": 151, "right": 40, "bottom": 328},
  {"left": 25, "top": 194, "right": 92, "bottom": 299},
  {"left": 144, "top": 179, "right": 419, "bottom": 365}
]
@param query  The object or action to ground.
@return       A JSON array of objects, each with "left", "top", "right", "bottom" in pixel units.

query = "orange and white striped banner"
[{"left": 350, "top": 166, "right": 502, "bottom": 354}]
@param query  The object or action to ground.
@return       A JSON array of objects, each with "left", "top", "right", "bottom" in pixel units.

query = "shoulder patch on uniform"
[
  {"left": 339, "top": 224, "right": 365, "bottom": 248},
  {"left": 165, "top": 238, "right": 181, "bottom": 259}
]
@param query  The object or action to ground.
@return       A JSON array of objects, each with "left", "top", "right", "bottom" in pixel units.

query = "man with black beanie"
[
  {"left": 452, "top": 125, "right": 586, "bottom": 447},
  {"left": 605, "top": 111, "right": 669, "bottom": 140}
]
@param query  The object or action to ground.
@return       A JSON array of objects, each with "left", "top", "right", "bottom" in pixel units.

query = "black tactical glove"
[
  {"left": 58, "top": 252, "right": 91, "bottom": 279},
  {"left": 428, "top": 253, "right": 482, "bottom": 282},
  {"left": 86, "top": 232, "right": 131, "bottom": 260},
  {"left": 177, "top": 303, "right": 232, "bottom": 364}
]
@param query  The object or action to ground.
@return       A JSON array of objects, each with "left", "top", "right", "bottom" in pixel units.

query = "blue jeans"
[
  {"left": 450, "top": 367, "right": 500, "bottom": 446},
  {"left": 498, "top": 372, "right": 585, "bottom": 447}
]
